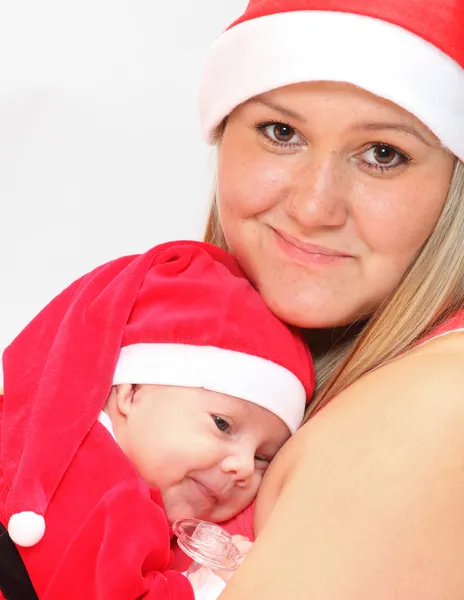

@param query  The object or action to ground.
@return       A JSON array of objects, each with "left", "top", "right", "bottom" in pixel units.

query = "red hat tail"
[{"left": 2, "top": 247, "right": 163, "bottom": 546}]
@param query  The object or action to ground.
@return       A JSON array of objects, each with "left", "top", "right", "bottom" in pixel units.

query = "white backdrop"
[{"left": 0, "top": 1, "right": 247, "bottom": 375}]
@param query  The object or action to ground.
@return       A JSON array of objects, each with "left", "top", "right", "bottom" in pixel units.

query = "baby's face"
[{"left": 111, "top": 384, "right": 290, "bottom": 523}]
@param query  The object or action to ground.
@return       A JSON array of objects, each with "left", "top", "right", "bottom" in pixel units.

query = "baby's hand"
[
  {"left": 190, "top": 537, "right": 253, "bottom": 599},
  {"left": 232, "top": 534, "right": 253, "bottom": 564},
  {"left": 215, "top": 535, "right": 253, "bottom": 583}
]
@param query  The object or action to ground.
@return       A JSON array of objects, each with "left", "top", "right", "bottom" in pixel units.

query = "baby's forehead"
[
  {"left": 197, "top": 388, "right": 254, "bottom": 412},
  {"left": 134, "top": 384, "right": 255, "bottom": 411}
]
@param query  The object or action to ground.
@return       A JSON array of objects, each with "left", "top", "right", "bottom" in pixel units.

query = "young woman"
[{"left": 199, "top": 0, "right": 464, "bottom": 597}]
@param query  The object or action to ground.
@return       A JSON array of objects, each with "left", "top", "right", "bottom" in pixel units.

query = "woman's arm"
[{"left": 219, "top": 335, "right": 464, "bottom": 599}]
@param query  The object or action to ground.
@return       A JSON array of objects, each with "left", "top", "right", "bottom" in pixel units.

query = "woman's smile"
[{"left": 270, "top": 227, "right": 355, "bottom": 267}]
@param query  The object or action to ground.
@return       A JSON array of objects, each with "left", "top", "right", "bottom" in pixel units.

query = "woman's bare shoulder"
[
  {"left": 231, "top": 333, "right": 464, "bottom": 600},
  {"left": 260, "top": 331, "right": 464, "bottom": 498},
  {"left": 299, "top": 330, "right": 464, "bottom": 447}
]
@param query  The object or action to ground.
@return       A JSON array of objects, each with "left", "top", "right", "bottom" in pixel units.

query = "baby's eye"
[
  {"left": 212, "top": 415, "right": 230, "bottom": 433},
  {"left": 254, "top": 455, "right": 271, "bottom": 467}
]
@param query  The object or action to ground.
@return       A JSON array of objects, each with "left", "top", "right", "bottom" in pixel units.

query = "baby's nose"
[{"left": 221, "top": 450, "right": 255, "bottom": 485}]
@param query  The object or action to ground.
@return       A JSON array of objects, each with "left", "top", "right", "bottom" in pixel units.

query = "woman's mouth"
[{"left": 271, "top": 227, "right": 354, "bottom": 266}]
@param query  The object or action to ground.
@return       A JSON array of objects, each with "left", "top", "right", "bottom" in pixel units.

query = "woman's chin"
[{"left": 259, "top": 290, "right": 362, "bottom": 329}]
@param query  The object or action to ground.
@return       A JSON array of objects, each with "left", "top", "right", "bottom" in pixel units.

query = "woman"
[{"left": 199, "top": 0, "right": 464, "bottom": 597}]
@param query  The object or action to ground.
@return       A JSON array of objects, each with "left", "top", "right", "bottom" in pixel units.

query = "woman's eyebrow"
[
  {"left": 352, "top": 122, "right": 435, "bottom": 147},
  {"left": 248, "top": 98, "right": 438, "bottom": 148},
  {"left": 247, "top": 96, "right": 308, "bottom": 123}
]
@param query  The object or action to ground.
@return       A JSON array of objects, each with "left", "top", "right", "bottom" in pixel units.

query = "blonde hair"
[{"left": 204, "top": 158, "right": 464, "bottom": 418}]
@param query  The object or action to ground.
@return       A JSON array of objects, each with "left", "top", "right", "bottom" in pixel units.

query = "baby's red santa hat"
[
  {"left": 2, "top": 241, "right": 313, "bottom": 548},
  {"left": 199, "top": 0, "right": 464, "bottom": 161}
]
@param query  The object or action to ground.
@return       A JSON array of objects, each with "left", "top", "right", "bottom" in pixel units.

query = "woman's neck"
[{"left": 304, "top": 322, "right": 367, "bottom": 359}]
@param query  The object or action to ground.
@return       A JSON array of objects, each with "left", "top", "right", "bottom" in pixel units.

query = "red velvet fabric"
[
  {"left": 0, "top": 398, "right": 193, "bottom": 599},
  {"left": 230, "top": 0, "right": 464, "bottom": 67},
  {"left": 1, "top": 241, "right": 312, "bottom": 545},
  {"left": 0, "top": 240, "right": 313, "bottom": 597}
]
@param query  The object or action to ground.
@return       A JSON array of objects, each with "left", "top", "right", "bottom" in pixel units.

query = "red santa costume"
[{"left": 0, "top": 241, "right": 314, "bottom": 600}]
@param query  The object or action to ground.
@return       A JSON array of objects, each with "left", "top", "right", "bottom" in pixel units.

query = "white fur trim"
[
  {"left": 199, "top": 11, "right": 464, "bottom": 160},
  {"left": 98, "top": 411, "right": 117, "bottom": 441},
  {"left": 113, "top": 344, "right": 306, "bottom": 433},
  {"left": 185, "top": 568, "right": 227, "bottom": 600},
  {"left": 8, "top": 511, "right": 46, "bottom": 547}
]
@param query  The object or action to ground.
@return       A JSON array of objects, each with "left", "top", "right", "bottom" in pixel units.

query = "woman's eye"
[
  {"left": 256, "top": 121, "right": 304, "bottom": 146},
  {"left": 361, "top": 143, "right": 410, "bottom": 171},
  {"left": 212, "top": 415, "right": 230, "bottom": 433}
]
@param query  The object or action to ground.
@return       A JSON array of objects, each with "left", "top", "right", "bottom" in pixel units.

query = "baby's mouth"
[{"left": 191, "top": 478, "right": 219, "bottom": 505}]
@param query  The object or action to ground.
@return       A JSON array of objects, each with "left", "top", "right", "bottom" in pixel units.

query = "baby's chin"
[
  {"left": 160, "top": 484, "right": 247, "bottom": 524},
  {"left": 163, "top": 498, "right": 241, "bottom": 526},
  {"left": 162, "top": 495, "right": 212, "bottom": 524}
]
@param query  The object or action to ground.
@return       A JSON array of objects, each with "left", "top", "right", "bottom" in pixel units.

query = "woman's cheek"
[
  {"left": 218, "top": 155, "right": 291, "bottom": 218},
  {"left": 354, "top": 180, "right": 445, "bottom": 256}
]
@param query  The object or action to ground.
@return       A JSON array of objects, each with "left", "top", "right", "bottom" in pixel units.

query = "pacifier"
[{"left": 173, "top": 518, "right": 240, "bottom": 572}]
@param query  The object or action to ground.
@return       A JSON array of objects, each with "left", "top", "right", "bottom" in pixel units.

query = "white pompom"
[{"left": 8, "top": 511, "right": 46, "bottom": 547}]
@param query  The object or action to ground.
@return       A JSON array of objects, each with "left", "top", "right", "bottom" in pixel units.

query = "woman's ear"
[{"left": 113, "top": 383, "right": 136, "bottom": 417}]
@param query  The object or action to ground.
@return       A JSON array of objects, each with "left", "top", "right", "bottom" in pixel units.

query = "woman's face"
[{"left": 217, "top": 82, "right": 455, "bottom": 327}]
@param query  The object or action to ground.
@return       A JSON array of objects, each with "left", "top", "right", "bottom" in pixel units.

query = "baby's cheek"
[
  {"left": 231, "top": 493, "right": 254, "bottom": 516},
  {"left": 214, "top": 491, "right": 256, "bottom": 523}
]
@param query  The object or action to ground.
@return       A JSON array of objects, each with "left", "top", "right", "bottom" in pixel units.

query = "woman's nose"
[
  {"left": 221, "top": 450, "right": 255, "bottom": 486},
  {"left": 286, "top": 157, "right": 349, "bottom": 229}
]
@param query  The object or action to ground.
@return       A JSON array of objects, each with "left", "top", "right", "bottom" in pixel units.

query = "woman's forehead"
[{"left": 251, "top": 82, "right": 418, "bottom": 118}]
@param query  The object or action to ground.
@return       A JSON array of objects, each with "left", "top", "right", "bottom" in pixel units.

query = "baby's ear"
[{"left": 113, "top": 383, "right": 136, "bottom": 417}]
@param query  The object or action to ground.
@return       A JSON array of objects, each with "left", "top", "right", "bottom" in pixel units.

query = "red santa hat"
[
  {"left": 2, "top": 241, "right": 313, "bottom": 548},
  {"left": 199, "top": 0, "right": 464, "bottom": 161}
]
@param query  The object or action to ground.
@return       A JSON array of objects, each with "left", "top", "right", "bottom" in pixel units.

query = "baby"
[{"left": 0, "top": 241, "right": 313, "bottom": 600}]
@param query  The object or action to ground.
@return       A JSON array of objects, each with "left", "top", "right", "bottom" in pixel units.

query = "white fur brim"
[
  {"left": 113, "top": 343, "right": 306, "bottom": 434},
  {"left": 199, "top": 11, "right": 464, "bottom": 161}
]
